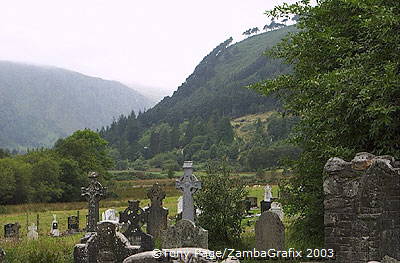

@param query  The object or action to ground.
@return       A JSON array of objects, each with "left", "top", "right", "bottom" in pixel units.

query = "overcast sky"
[{"left": 0, "top": 0, "right": 295, "bottom": 94}]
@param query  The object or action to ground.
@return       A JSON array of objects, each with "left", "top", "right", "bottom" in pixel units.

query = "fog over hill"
[{"left": 0, "top": 61, "right": 153, "bottom": 150}]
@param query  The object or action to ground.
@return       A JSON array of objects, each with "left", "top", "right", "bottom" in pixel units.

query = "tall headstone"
[
  {"left": 74, "top": 221, "right": 139, "bottom": 263},
  {"left": 176, "top": 161, "right": 201, "bottom": 222},
  {"left": 4, "top": 223, "right": 20, "bottom": 238},
  {"left": 161, "top": 219, "right": 208, "bottom": 249},
  {"left": 27, "top": 223, "right": 39, "bottom": 240},
  {"left": 145, "top": 183, "right": 168, "bottom": 239},
  {"left": 255, "top": 211, "right": 285, "bottom": 251},
  {"left": 120, "top": 200, "right": 154, "bottom": 251},
  {"left": 50, "top": 214, "right": 60, "bottom": 237},
  {"left": 81, "top": 172, "right": 107, "bottom": 233}
]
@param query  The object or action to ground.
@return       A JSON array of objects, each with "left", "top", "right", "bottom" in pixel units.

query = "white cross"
[{"left": 176, "top": 161, "right": 201, "bottom": 222}]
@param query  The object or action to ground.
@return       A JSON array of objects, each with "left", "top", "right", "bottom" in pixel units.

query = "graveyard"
[
  {"left": 0, "top": 163, "right": 284, "bottom": 262},
  {"left": 0, "top": 1, "right": 399, "bottom": 263}
]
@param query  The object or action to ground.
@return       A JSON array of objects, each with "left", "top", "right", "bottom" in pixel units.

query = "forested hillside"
[
  {"left": 139, "top": 26, "right": 295, "bottom": 126},
  {"left": 101, "top": 26, "right": 299, "bottom": 171},
  {"left": 0, "top": 61, "right": 153, "bottom": 150}
]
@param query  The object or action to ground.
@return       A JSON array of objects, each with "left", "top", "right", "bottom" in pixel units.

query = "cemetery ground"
[{"left": 0, "top": 171, "right": 286, "bottom": 263}]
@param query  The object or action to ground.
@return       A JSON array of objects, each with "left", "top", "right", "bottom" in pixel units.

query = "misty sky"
[{"left": 0, "top": 0, "right": 295, "bottom": 94}]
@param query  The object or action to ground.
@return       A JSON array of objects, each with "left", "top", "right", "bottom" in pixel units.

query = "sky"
[{"left": 0, "top": 0, "right": 295, "bottom": 95}]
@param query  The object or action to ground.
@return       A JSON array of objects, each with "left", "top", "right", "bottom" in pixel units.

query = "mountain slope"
[
  {"left": 0, "top": 61, "right": 153, "bottom": 150},
  {"left": 138, "top": 26, "right": 296, "bottom": 126}
]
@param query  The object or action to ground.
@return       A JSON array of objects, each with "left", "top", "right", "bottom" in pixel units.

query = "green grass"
[{"left": 0, "top": 183, "right": 287, "bottom": 262}]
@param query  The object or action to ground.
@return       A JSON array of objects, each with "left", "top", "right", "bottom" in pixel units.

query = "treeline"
[
  {"left": 101, "top": 111, "right": 300, "bottom": 172},
  {"left": 0, "top": 130, "right": 112, "bottom": 205}
]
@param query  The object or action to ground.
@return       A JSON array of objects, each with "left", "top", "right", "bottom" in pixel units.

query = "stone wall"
[{"left": 324, "top": 153, "right": 400, "bottom": 263}]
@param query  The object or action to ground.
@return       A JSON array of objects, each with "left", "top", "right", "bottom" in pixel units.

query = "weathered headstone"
[
  {"left": 50, "top": 214, "right": 60, "bottom": 237},
  {"left": 269, "top": 202, "right": 284, "bottom": 220},
  {"left": 145, "top": 183, "right": 168, "bottom": 239},
  {"left": 120, "top": 200, "right": 154, "bottom": 251},
  {"left": 68, "top": 216, "right": 80, "bottom": 232},
  {"left": 81, "top": 172, "right": 107, "bottom": 233},
  {"left": 255, "top": 211, "right": 285, "bottom": 251},
  {"left": 245, "top": 197, "right": 258, "bottom": 208},
  {"left": 324, "top": 152, "right": 400, "bottom": 262},
  {"left": 161, "top": 219, "right": 208, "bottom": 249},
  {"left": 176, "top": 161, "right": 202, "bottom": 222},
  {"left": 27, "top": 223, "right": 39, "bottom": 240},
  {"left": 4, "top": 223, "right": 20, "bottom": 238},
  {"left": 102, "top": 209, "right": 119, "bottom": 222},
  {"left": 74, "top": 221, "right": 139, "bottom": 263},
  {"left": 0, "top": 248, "right": 5, "bottom": 263}
]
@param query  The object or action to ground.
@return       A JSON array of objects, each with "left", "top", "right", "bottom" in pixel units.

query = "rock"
[{"left": 255, "top": 211, "right": 285, "bottom": 251}]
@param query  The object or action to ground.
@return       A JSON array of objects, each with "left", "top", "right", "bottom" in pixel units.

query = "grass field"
[{"left": 0, "top": 180, "right": 281, "bottom": 262}]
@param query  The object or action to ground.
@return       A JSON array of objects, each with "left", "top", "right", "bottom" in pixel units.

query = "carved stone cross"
[
  {"left": 176, "top": 161, "right": 201, "bottom": 222},
  {"left": 81, "top": 172, "right": 107, "bottom": 232}
]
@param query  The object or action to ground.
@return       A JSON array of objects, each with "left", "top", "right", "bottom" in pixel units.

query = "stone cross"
[
  {"left": 81, "top": 172, "right": 107, "bottom": 232},
  {"left": 120, "top": 200, "right": 154, "bottom": 251},
  {"left": 145, "top": 183, "right": 168, "bottom": 239},
  {"left": 264, "top": 185, "right": 272, "bottom": 201},
  {"left": 176, "top": 161, "right": 201, "bottom": 222}
]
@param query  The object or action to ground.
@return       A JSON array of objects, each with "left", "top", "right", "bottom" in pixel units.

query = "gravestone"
[
  {"left": 102, "top": 209, "right": 119, "bottom": 222},
  {"left": 255, "top": 211, "right": 285, "bottom": 251},
  {"left": 264, "top": 185, "right": 272, "bottom": 201},
  {"left": 0, "top": 248, "right": 5, "bottom": 263},
  {"left": 50, "top": 214, "right": 60, "bottom": 237},
  {"left": 269, "top": 202, "right": 284, "bottom": 220},
  {"left": 145, "top": 183, "right": 168, "bottom": 239},
  {"left": 176, "top": 161, "right": 202, "bottom": 221},
  {"left": 239, "top": 200, "right": 251, "bottom": 215},
  {"left": 81, "top": 172, "right": 107, "bottom": 233},
  {"left": 260, "top": 201, "right": 271, "bottom": 213},
  {"left": 68, "top": 216, "right": 80, "bottom": 232},
  {"left": 324, "top": 152, "right": 400, "bottom": 262},
  {"left": 4, "top": 223, "right": 20, "bottom": 238},
  {"left": 74, "top": 221, "right": 139, "bottom": 263},
  {"left": 27, "top": 223, "right": 39, "bottom": 240},
  {"left": 161, "top": 219, "right": 208, "bottom": 249},
  {"left": 120, "top": 200, "right": 154, "bottom": 251},
  {"left": 245, "top": 197, "right": 258, "bottom": 208}
]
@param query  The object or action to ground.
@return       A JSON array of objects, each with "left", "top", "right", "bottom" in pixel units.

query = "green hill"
[
  {"left": 138, "top": 26, "right": 296, "bottom": 126},
  {"left": 0, "top": 61, "right": 153, "bottom": 150},
  {"left": 101, "top": 26, "right": 298, "bottom": 166}
]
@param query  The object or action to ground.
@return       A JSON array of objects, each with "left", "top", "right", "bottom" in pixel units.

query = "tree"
[
  {"left": 54, "top": 129, "right": 113, "bottom": 175},
  {"left": 195, "top": 162, "right": 248, "bottom": 245},
  {"left": 251, "top": 0, "right": 400, "bottom": 247}
]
